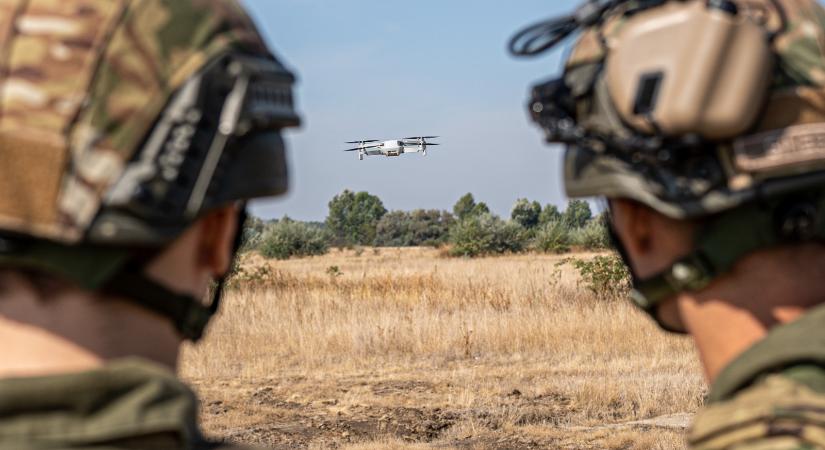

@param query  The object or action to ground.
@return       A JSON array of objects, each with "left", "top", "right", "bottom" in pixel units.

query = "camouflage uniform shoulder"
[
  {"left": 689, "top": 368, "right": 825, "bottom": 450},
  {"left": 688, "top": 303, "right": 825, "bottom": 449},
  {"left": 0, "top": 357, "right": 281, "bottom": 450}
]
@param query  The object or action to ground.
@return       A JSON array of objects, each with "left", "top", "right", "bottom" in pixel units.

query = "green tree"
[
  {"left": 563, "top": 200, "right": 592, "bottom": 228},
  {"left": 539, "top": 204, "right": 562, "bottom": 225},
  {"left": 453, "top": 193, "right": 477, "bottom": 221},
  {"left": 326, "top": 190, "right": 387, "bottom": 246},
  {"left": 453, "top": 193, "right": 490, "bottom": 221},
  {"left": 511, "top": 198, "right": 542, "bottom": 229},
  {"left": 472, "top": 202, "right": 490, "bottom": 216},
  {"left": 374, "top": 211, "right": 409, "bottom": 247}
]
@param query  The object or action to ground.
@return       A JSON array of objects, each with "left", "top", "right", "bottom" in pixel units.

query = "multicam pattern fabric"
[
  {"left": 772, "top": 0, "right": 825, "bottom": 88},
  {"left": 688, "top": 303, "right": 825, "bottom": 450},
  {"left": 0, "top": 0, "right": 269, "bottom": 243},
  {"left": 0, "top": 358, "right": 258, "bottom": 449},
  {"left": 690, "top": 375, "right": 825, "bottom": 450}
]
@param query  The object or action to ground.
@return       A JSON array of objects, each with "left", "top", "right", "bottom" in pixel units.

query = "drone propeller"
[
  {"left": 423, "top": 143, "right": 440, "bottom": 146},
  {"left": 403, "top": 136, "right": 439, "bottom": 140},
  {"left": 343, "top": 144, "right": 382, "bottom": 152},
  {"left": 345, "top": 140, "right": 380, "bottom": 144}
]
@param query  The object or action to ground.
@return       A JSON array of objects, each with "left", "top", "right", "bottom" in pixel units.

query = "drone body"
[{"left": 344, "top": 136, "right": 439, "bottom": 160}]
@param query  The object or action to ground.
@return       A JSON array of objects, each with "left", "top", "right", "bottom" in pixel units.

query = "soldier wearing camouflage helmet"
[
  {"left": 512, "top": 0, "right": 825, "bottom": 447},
  {"left": 0, "top": 1, "right": 298, "bottom": 449}
]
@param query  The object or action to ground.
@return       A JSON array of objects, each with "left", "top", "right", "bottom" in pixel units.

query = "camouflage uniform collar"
[
  {"left": 709, "top": 302, "right": 825, "bottom": 403},
  {"left": 0, "top": 358, "right": 203, "bottom": 448}
]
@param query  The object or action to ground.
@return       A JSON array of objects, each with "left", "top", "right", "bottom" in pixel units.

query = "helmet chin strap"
[
  {"left": 104, "top": 207, "right": 248, "bottom": 341},
  {"left": 616, "top": 190, "right": 825, "bottom": 334}
]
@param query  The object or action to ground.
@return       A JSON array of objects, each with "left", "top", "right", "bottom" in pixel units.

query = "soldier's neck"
[
  {"left": 0, "top": 272, "right": 181, "bottom": 378},
  {"left": 677, "top": 244, "right": 825, "bottom": 383}
]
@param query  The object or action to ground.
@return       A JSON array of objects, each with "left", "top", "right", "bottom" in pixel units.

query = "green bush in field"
[
  {"left": 531, "top": 220, "right": 571, "bottom": 253},
  {"left": 259, "top": 218, "right": 331, "bottom": 260},
  {"left": 570, "top": 216, "right": 611, "bottom": 250},
  {"left": 240, "top": 215, "right": 267, "bottom": 252},
  {"left": 569, "top": 255, "right": 631, "bottom": 298},
  {"left": 375, "top": 209, "right": 454, "bottom": 247},
  {"left": 448, "top": 213, "right": 527, "bottom": 257}
]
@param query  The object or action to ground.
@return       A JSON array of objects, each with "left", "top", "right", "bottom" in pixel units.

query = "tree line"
[{"left": 242, "top": 190, "right": 610, "bottom": 259}]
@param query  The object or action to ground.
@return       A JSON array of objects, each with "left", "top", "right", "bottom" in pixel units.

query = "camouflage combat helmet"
[
  {"left": 0, "top": 0, "right": 300, "bottom": 339},
  {"left": 510, "top": 0, "right": 825, "bottom": 331}
]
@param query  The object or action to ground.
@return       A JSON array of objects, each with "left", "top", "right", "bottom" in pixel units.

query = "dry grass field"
[{"left": 181, "top": 247, "right": 706, "bottom": 449}]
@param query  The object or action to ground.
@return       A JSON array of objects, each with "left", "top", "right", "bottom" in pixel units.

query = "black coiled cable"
[
  {"left": 508, "top": 0, "right": 625, "bottom": 56},
  {"left": 508, "top": 16, "right": 580, "bottom": 57}
]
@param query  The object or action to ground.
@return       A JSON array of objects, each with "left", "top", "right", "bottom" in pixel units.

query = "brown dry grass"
[{"left": 181, "top": 247, "right": 705, "bottom": 449}]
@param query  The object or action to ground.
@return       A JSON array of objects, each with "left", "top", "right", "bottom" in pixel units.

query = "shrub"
[
  {"left": 569, "top": 255, "right": 631, "bottom": 298},
  {"left": 539, "top": 204, "right": 562, "bottom": 225},
  {"left": 531, "top": 220, "right": 571, "bottom": 253},
  {"left": 570, "top": 217, "right": 611, "bottom": 250},
  {"left": 240, "top": 215, "right": 267, "bottom": 252},
  {"left": 375, "top": 209, "right": 454, "bottom": 247},
  {"left": 259, "top": 218, "right": 331, "bottom": 260},
  {"left": 227, "top": 263, "right": 277, "bottom": 289},
  {"left": 448, "top": 213, "right": 527, "bottom": 257}
]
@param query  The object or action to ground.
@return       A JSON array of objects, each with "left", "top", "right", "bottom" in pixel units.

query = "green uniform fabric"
[
  {"left": 688, "top": 303, "right": 825, "bottom": 449},
  {"left": 0, "top": 358, "right": 248, "bottom": 450}
]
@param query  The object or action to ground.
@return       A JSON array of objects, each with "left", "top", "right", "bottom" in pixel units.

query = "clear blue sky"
[{"left": 245, "top": 1, "right": 580, "bottom": 221}]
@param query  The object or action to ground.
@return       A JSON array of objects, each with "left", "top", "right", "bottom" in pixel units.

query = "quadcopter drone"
[{"left": 343, "top": 136, "right": 440, "bottom": 160}]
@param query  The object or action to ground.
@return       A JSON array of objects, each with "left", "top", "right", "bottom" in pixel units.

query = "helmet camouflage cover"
[
  {"left": 0, "top": 0, "right": 297, "bottom": 243},
  {"left": 0, "top": 0, "right": 300, "bottom": 339},
  {"left": 511, "top": 0, "right": 825, "bottom": 328}
]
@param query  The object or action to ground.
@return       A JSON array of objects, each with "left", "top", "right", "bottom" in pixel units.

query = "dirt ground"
[
  {"left": 191, "top": 362, "right": 691, "bottom": 449},
  {"left": 182, "top": 248, "right": 703, "bottom": 449}
]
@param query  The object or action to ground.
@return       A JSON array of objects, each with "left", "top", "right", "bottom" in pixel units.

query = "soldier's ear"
[
  {"left": 610, "top": 198, "right": 696, "bottom": 278},
  {"left": 609, "top": 198, "right": 654, "bottom": 266},
  {"left": 197, "top": 204, "right": 241, "bottom": 278}
]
